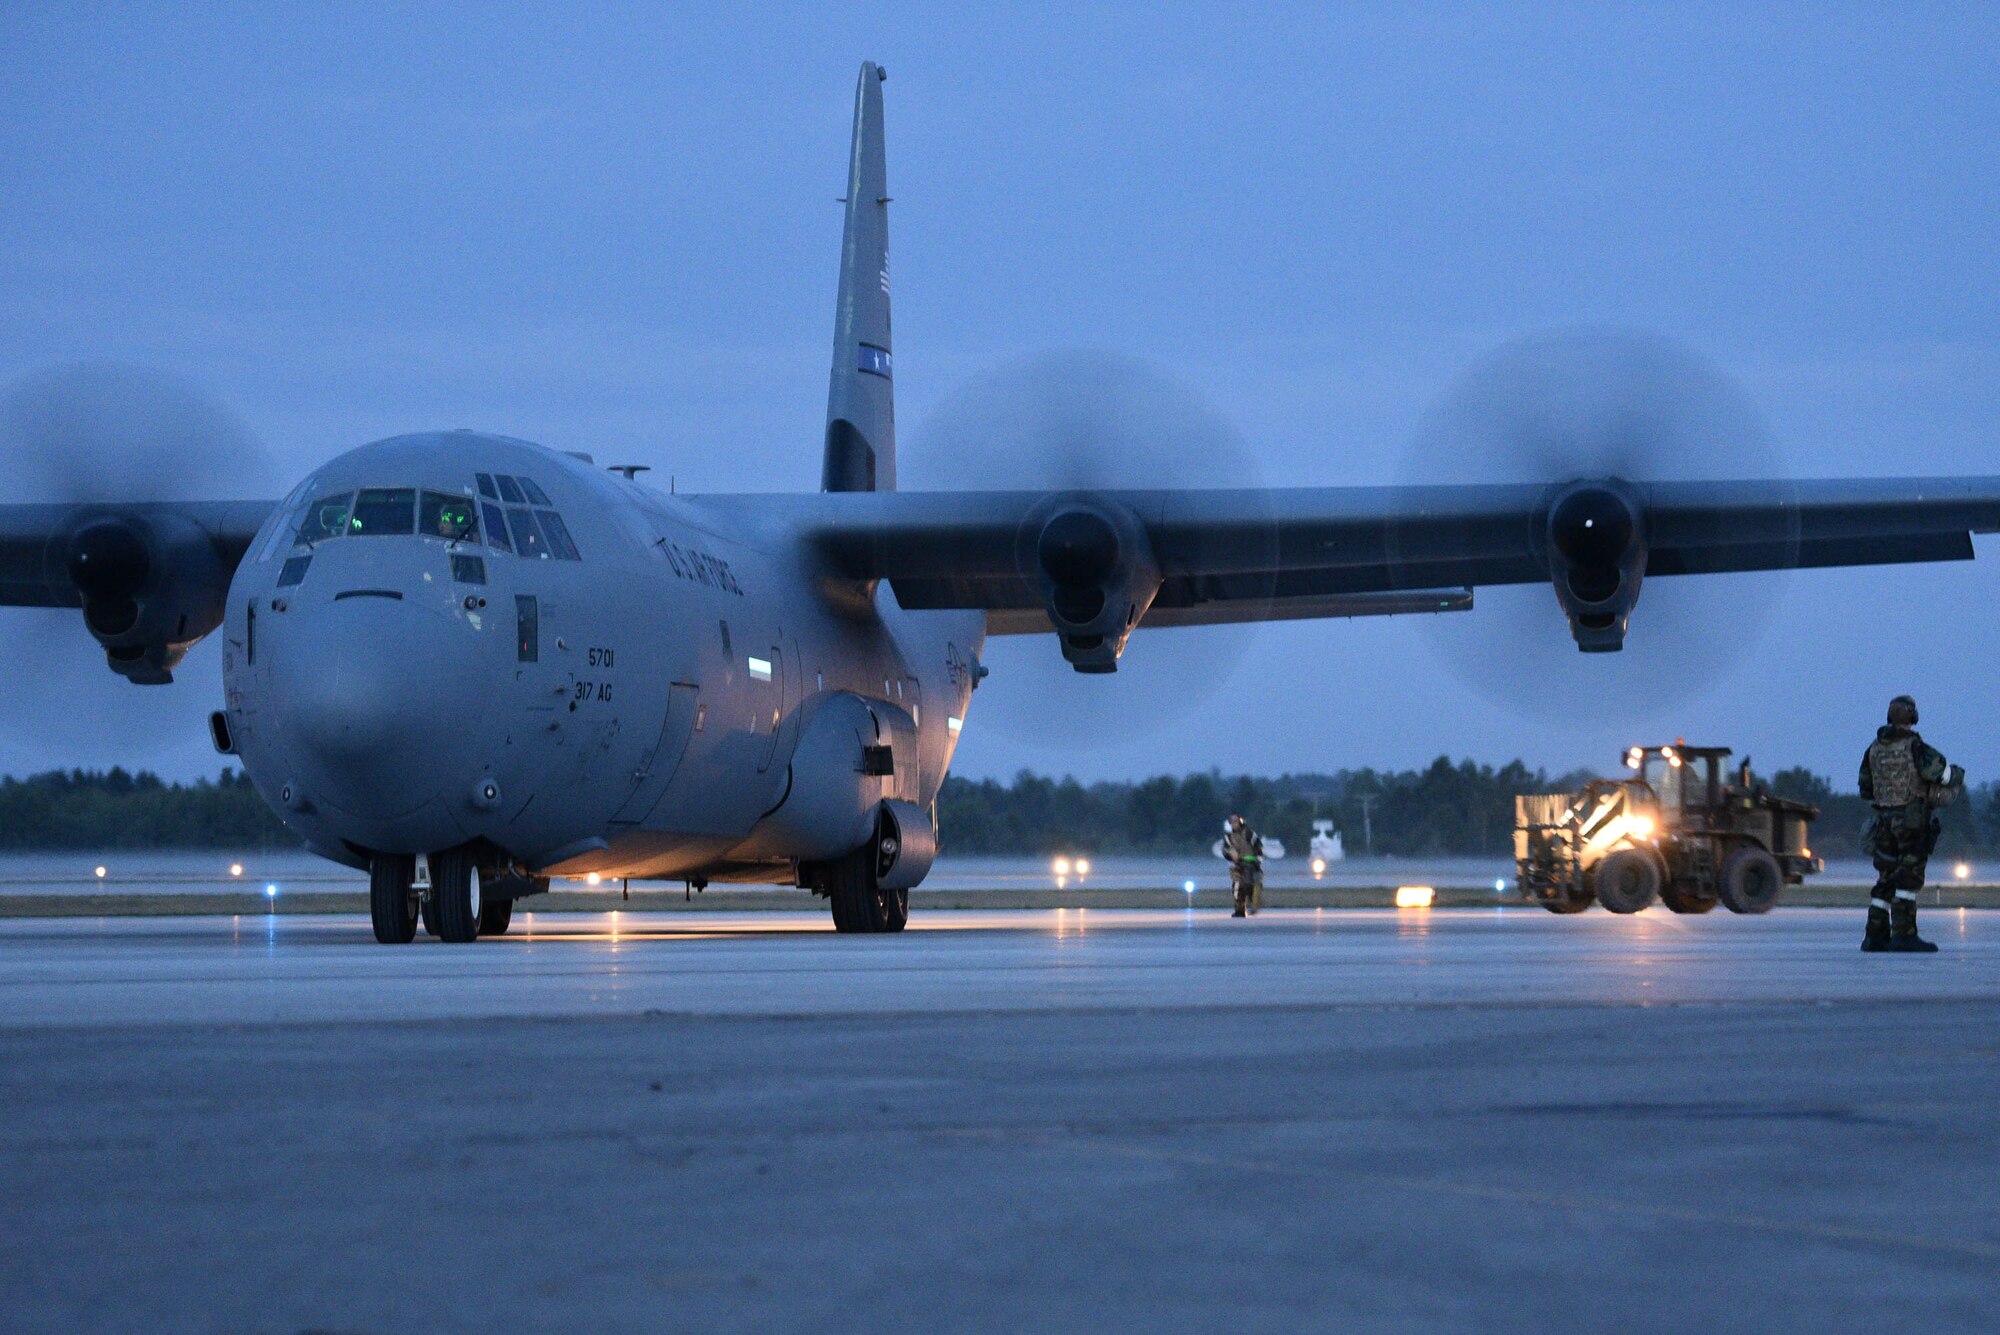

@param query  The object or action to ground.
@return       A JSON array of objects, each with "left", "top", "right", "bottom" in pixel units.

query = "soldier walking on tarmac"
[
  {"left": 1224, "top": 813, "right": 1265, "bottom": 917},
  {"left": 1859, "top": 695, "right": 1964, "bottom": 953}
]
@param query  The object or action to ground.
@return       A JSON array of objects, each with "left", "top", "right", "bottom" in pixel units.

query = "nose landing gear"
[
  {"left": 370, "top": 847, "right": 505, "bottom": 943},
  {"left": 369, "top": 854, "right": 418, "bottom": 944},
  {"left": 428, "top": 847, "right": 483, "bottom": 943}
]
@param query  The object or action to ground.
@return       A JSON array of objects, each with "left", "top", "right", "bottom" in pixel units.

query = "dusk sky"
[{"left": 2, "top": 4, "right": 1996, "bottom": 787}]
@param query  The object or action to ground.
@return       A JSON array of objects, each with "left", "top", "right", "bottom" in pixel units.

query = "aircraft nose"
[{"left": 284, "top": 596, "right": 477, "bottom": 820}]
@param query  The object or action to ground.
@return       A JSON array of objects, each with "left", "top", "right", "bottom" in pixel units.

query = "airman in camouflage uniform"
[
  {"left": 1858, "top": 695, "right": 1963, "bottom": 953},
  {"left": 1224, "top": 814, "right": 1264, "bottom": 917}
]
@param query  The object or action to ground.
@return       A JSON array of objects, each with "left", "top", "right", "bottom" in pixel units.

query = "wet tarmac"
[{"left": 4, "top": 908, "right": 1998, "bottom": 1331}]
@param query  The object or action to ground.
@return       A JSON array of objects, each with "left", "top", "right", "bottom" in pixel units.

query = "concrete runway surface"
[{"left": 3, "top": 908, "right": 1998, "bottom": 1332}]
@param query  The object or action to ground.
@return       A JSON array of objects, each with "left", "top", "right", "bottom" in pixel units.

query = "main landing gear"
[
  {"left": 814, "top": 840, "right": 909, "bottom": 934},
  {"left": 368, "top": 847, "right": 514, "bottom": 944}
]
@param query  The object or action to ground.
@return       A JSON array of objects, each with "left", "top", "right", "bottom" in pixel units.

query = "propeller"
[
  {"left": 906, "top": 350, "right": 1274, "bottom": 747},
  {"left": 0, "top": 363, "right": 276, "bottom": 769},
  {"left": 1395, "top": 329, "right": 1794, "bottom": 723}
]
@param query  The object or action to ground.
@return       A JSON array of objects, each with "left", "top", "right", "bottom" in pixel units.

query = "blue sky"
[{"left": 2, "top": 4, "right": 1997, "bottom": 785}]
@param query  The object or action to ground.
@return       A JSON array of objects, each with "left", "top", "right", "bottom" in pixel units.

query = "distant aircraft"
[{"left": 3, "top": 63, "right": 1998, "bottom": 943}]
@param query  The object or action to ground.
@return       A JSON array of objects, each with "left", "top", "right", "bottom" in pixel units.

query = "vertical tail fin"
[{"left": 823, "top": 62, "right": 894, "bottom": 492}]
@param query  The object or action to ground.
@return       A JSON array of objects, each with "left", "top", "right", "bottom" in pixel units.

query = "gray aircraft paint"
[
  {"left": 225, "top": 431, "right": 980, "bottom": 881},
  {"left": 824, "top": 63, "right": 896, "bottom": 495}
]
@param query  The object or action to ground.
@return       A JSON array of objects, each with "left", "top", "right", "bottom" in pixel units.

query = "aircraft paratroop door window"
[{"left": 755, "top": 638, "right": 785, "bottom": 772}]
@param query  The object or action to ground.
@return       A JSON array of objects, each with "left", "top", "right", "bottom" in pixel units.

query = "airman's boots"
[
  {"left": 1888, "top": 891, "right": 1938, "bottom": 953},
  {"left": 1862, "top": 895, "right": 1892, "bottom": 952}
]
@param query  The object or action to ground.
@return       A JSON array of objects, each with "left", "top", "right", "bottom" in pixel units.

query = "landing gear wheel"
[
  {"left": 824, "top": 844, "right": 907, "bottom": 934},
  {"left": 1718, "top": 846, "right": 1784, "bottom": 914},
  {"left": 1593, "top": 848, "right": 1663, "bottom": 914},
  {"left": 369, "top": 854, "right": 418, "bottom": 944},
  {"left": 430, "top": 847, "right": 483, "bottom": 943},
  {"left": 1660, "top": 880, "right": 1719, "bottom": 914},
  {"left": 477, "top": 894, "right": 513, "bottom": 937},
  {"left": 420, "top": 893, "right": 439, "bottom": 938}
]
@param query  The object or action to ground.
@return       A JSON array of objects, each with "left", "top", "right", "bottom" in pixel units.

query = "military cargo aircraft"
[{"left": 3, "top": 63, "right": 1998, "bottom": 943}]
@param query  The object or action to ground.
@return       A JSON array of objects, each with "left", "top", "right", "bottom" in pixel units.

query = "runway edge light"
[{"left": 1395, "top": 885, "right": 1435, "bottom": 909}]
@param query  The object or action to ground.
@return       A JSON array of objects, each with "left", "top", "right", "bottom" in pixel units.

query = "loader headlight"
[{"left": 1629, "top": 815, "right": 1656, "bottom": 839}]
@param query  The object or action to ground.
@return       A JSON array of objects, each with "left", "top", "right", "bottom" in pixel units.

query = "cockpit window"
[
  {"left": 495, "top": 475, "right": 527, "bottom": 505},
  {"left": 420, "top": 491, "right": 479, "bottom": 543},
  {"left": 536, "top": 510, "right": 580, "bottom": 560},
  {"left": 349, "top": 488, "right": 417, "bottom": 535},
  {"left": 296, "top": 493, "right": 354, "bottom": 544},
  {"left": 255, "top": 479, "right": 314, "bottom": 561},
  {"left": 476, "top": 473, "right": 498, "bottom": 500},
  {"left": 481, "top": 501, "right": 512, "bottom": 553},
  {"left": 518, "top": 477, "right": 552, "bottom": 506},
  {"left": 507, "top": 507, "right": 549, "bottom": 558}
]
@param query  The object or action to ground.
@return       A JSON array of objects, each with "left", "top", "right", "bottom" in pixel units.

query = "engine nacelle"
[
  {"left": 55, "top": 509, "right": 230, "bottom": 683},
  {"left": 1544, "top": 482, "right": 1646, "bottom": 653},
  {"left": 1025, "top": 499, "right": 1161, "bottom": 673}
]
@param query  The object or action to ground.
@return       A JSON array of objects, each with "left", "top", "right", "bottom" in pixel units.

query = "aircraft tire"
[
  {"left": 825, "top": 847, "right": 908, "bottom": 934},
  {"left": 478, "top": 894, "right": 513, "bottom": 937},
  {"left": 419, "top": 894, "right": 439, "bottom": 938},
  {"left": 369, "top": 855, "right": 418, "bottom": 944},
  {"left": 1592, "top": 848, "right": 1662, "bottom": 914},
  {"left": 1718, "top": 846, "right": 1784, "bottom": 914},
  {"left": 826, "top": 876, "right": 858, "bottom": 932},
  {"left": 431, "top": 847, "right": 483, "bottom": 943}
]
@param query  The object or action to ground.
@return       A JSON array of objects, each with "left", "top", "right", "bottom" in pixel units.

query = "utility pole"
[{"left": 1358, "top": 794, "right": 1376, "bottom": 856}]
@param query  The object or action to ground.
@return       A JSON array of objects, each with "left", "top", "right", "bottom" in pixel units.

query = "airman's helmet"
[{"left": 1888, "top": 695, "right": 1919, "bottom": 727}]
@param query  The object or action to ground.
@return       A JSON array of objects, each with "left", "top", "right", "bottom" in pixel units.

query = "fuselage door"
[{"left": 610, "top": 681, "right": 701, "bottom": 824}]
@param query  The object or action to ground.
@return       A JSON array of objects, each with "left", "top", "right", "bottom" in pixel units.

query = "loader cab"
[{"left": 1623, "top": 744, "right": 1733, "bottom": 829}]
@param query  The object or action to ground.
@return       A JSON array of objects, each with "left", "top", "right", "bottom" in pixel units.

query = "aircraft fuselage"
[{"left": 220, "top": 431, "right": 983, "bottom": 885}]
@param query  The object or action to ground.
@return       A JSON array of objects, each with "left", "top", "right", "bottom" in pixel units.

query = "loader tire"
[
  {"left": 1718, "top": 846, "right": 1784, "bottom": 915},
  {"left": 1660, "top": 880, "right": 1719, "bottom": 914},
  {"left": 1593, "top": 849, "right": 1662, "bottom": 914}
]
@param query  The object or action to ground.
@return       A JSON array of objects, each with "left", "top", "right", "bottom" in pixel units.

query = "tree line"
[
  {"left": 938, "top": 761, "right": 2000, "bottom": 859},
  {"left": 0, "top": 761, "right": 1996, "bottom": 858},
  {"left": 0, "top": 768, "right": 295, "bottom": 849},
  {"left": 938, "top": 759, "right": 1598, "bottom": 857}
]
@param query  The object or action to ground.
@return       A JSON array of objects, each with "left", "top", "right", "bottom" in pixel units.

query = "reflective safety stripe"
[
  {"left": 1894, "top": 889, "right": 1919, "bottom": 901},
  {"left": 1870, "top": 898, "right": 1892, "bottom": 911}
]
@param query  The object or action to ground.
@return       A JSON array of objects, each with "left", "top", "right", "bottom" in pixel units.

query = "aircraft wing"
[
  {"left": 0, "top": 500, "right": 277, "bottom": 680},
  {"left": 762, "top": 475, "right": 2000, "bottom": 663},
  {"left": 0, "top": 501, "right": 275, "bottom": 605}
]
